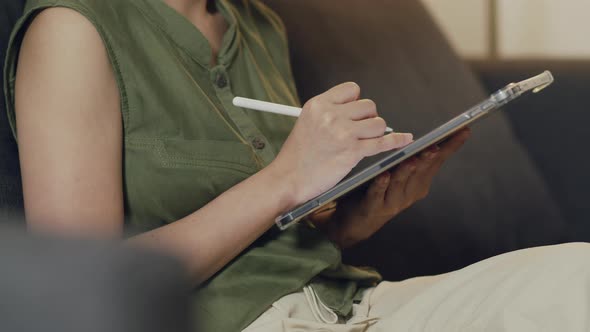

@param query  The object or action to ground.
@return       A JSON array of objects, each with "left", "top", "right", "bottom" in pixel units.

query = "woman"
[{"left": 5, "top": 0, "right": 590, "bottom": 331}]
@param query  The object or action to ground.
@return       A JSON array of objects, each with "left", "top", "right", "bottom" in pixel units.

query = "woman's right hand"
[{"left": 269, "top": 82, "right": 414, "bottom": 208}]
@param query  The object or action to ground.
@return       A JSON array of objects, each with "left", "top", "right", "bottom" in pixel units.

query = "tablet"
[{"left": 275, "top": 71, "right": 555, "bottom": 230}]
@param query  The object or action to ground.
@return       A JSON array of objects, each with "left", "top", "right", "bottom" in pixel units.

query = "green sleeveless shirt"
[{"left": 4, "top": 0, "right": 381, "bottom": 330}]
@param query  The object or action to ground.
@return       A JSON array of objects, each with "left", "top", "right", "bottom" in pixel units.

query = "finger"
[
  {"left": 438, "top": 128, "right": 471, "bottom": 158},
  {"left": 365, "top": 172, "right": 390, "bottom": 211},
  {"left": 337, "top": 99, "right": 378, "bottom": 120},
  {"left": 352, "top": 117, "right": 388, "bottom": 139},
  {"left": 412, "top": 129, "right": 469, "bottom": 179},
  {"left": 403, "top": 147, "right": 443, "bottom": 202},
  {"left": 419, "top": 130, "right": 470, "bottom": 185},
  {"left": 321, "top": 82, "right": 361, "bottom": 104},
  {"left": 357, "top": 132, "right": 414, "bottom": 157},
  {"left": 417, "top": 144, "right": 444, "bottom": 167},
  {"left": 384, "top": 159, "right": 417, "bottom": 206},
  {"left": 386, "top": 130, "right": 470, "bottom": 207}
]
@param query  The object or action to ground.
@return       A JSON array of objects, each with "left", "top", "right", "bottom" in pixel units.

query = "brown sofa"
[{"left": 263, "top": 0, "right": 590, "bottom": 280}]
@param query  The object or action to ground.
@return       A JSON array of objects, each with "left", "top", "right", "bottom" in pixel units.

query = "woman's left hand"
[{"left": 313, "top": 128, "right": 471, "bottom": 249}]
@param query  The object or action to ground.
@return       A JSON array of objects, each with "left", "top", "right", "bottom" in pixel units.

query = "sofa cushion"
[
  {"left": 0, "top": 0, "right": 24, "bottom": 223},
  {"left": 263, "top": 0, "right": 567, "bottom": 280},
  {"left": 473, "top": 60, "right": 590, "bottom": 241}
]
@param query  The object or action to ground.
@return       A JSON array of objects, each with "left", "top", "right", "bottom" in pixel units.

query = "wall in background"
[
  {"left": 421, "top": 0, "right": 489, "bottom": 58},
  {"left": 421, "top": 0, "right": 590, "bottom": 59}
]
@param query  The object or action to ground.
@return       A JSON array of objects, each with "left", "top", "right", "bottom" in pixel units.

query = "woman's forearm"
[{"left": 128, "top": 163, "right": 295, "bottom": 285}]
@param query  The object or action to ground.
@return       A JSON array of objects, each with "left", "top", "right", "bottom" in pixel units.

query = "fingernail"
[
  {"left": 406, "top": 160, "right": 418, "bottom": 171},
  {"left": 424, "top": 151, "right": 438, "bottom": 160},
  {"left": 401, "top": 133, "right": 413, "bottom": 144},
  {"left": 380, "top": 173, "right": 390, "bottom": 185}
]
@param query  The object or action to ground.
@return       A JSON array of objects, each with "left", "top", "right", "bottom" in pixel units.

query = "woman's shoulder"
[
  {"left": 23, "top": 0, "right": 138, "bottom": 24},
  {"left": 20, "top": 0, "right": 149, "bottom": 40},
  {"left": 17, "top": 0, "right": 154, "bottom": 59},
  {"left": 24, "top": 0, "right": 133, "bottom": 13},
  {"left": 4, "top": 1, "right": 128, "bottom": 137}
]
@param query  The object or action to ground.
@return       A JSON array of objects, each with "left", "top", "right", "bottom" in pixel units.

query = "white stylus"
[{"left": 232, "top": 96, "right": 394, "bottom": 133}]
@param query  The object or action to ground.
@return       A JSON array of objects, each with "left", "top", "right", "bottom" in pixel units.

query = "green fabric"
[{"left": 4, "top": 0, "right": 381, "bottom": 330}]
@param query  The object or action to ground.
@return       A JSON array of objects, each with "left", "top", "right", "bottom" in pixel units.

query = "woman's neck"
[
  {"left": 164, "top": 0, "right": 227, "bottom": 66},
  {"left": 164, "top": 0, "right": 207, "bottom": 16}
]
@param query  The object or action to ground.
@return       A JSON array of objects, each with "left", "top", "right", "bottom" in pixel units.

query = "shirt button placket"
[{"left": 211, "top": 66, "right": 275, "bottom": 165}]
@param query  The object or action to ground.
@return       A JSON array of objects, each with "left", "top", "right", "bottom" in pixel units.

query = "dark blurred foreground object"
[
  {"left": 0, "top": 227, "right": 192, "bottom": 332},
  {"left": 0, "top": 4, "right": 194, "bottom": 332},
  {"left": 264, "top": 0, "right": 590, "bottom": 280}
]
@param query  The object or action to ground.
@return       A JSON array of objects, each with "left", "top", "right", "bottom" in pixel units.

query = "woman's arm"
[
  {"left": 16, "top": 8, "right": 124, "bottom": 237},
  {"left": 16, "top": 8, "right": 412, "bottom": 285}
]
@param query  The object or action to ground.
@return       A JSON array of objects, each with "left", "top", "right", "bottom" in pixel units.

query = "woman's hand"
[
  {"left": 268, "top": 82, "right": 413, "bottom": 208},
  {"left": 316, "top": 128, "right": 471, "bottom": 249}
]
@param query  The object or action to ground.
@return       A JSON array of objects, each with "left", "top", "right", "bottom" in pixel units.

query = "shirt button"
[
  {"left": 251, "top": 137, "right": 266, "bottom": 150},
  {"left": 215, "top": 73, "right": 228, "bottom": 88}
]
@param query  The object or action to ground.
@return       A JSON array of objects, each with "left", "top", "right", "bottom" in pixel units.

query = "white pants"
[{"left": 243, "top": 243, "right": 590, "bottom": 331}]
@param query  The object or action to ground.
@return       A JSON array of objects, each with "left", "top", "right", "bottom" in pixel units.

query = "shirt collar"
[{"left": 135, "top": 0, "right": 239, "bottom": 68}]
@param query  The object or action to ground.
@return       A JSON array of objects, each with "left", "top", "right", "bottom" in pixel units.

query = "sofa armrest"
[{"left": 470, "top": 60, "right": 590, "bottom": 239}]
